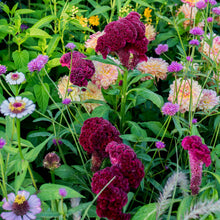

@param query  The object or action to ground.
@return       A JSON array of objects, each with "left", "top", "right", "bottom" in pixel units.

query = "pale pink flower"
[
  {"left": 181, "top": 0, "right": 201, "bottom": 7},
  {"left": 200, "top": 35, "right": 220, "bottom": 63},
  {"left": 91, "top": 57, "right": 121, "bottom": 89},
  {"left": 168, "top": 78, "right": 202, "bottom": 113},
  {"left": 136, "top": 57, "right": 168, "bottom": 81},
  {"left": 85, "top": 31, "right": 105, "bottom": 50},
  {"left": 80, "top": 81, "right": 105, "bottom": 112},
  {"left": 198, "top": 89, "right": 219, "bottom": 111},
  {"left": 145, "top": 24, "right": 156, "bottom": 42}
]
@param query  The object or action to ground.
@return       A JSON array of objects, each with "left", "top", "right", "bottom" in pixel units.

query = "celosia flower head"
[
  {"left": 190, "top": 27, "right": 204, "bottom": 35},
  {"left": 1, "top": 190, "right": 41, "bottom": 219},
  {"left": 136, "top": 57, "right": 168, "bottom": 81},
  {"left": 28, "top": 54, "right": 48, "bottom": 72},
  {"left": 0, "top": 64, "right": 7, "bottom": 75},
  {"left": 96, "top": 12, "right": 149, "bottom": 70},
  {"left": 168, "top": 78, "right": 202, "bottom": 113},
  {"left": 196, "top": 0, "right": 207, "bottom": 9},
  {"left": 155, "top": 44, "right": 168, "bottom": 55},
  {"left": 0, "top": 96, "right": 35, "bottom": 118},
  {"left": 5, "top": 72, "right": 26, "bottom": 85},
  {"left": 161, "top": 102, "right": 179, "bottom": 116},
  {"left": 189, "top": 39, "right": 200, "bottom": 46},
  {"left": 156, "top": 141, "right": 166, "bottom": 149},
  {"left": 0, "top": 138, "right": 6, "bottom": 149},
  {"left": 43, "top": 152, "right": 61, "bottom": 170},
  {"left": 167, "top": 61, "right": 183, "bottom": 73}
]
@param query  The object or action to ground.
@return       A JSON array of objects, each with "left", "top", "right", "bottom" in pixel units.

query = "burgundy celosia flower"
[
  {"left": 182, "top": 135, "right": 211, "bottom": 195},
  {"left": 60, "top": 51, "right": 95, "bottom": 87},
  {"left": 95, "top": 12, "right": 149, "bottom": 70},
  {"left": 79, "top": 117, "right": 122, "bottom": 171}
]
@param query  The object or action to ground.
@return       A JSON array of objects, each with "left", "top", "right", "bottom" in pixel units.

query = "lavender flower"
[
  {"left": 167, "top": 61, "right": 183, "bottom": 72},
  {"left": 59, "top": 188, "right": 67, "bottom": 197},
  {"left": 162, "top": 102, "right": 179, "bottom": 116},
  {"left": 67, "top": 88, "right": 73, "bottom": 93},
  {"left": 212, "top": 7, "right": 220, "bottom": 15},
  {"left": 156, "top": 141, "right": 166, "bottom": 149},
  {"left": 207, "top": 17, "right": 213, "bottom": 23},
  {"left": 206, "top": 0, "right": 217, "bottom": 5},
  {"left": 190, "top": 27, "right": 204, "bottom": 36},
  {"left": 155, "top": 44, "right": 168, "bottom": 55},
  {"left": 0, "top": 65, "right": 7, "bottom": 75},
  {"left": 62, "top": 98, "right": 71, "bottom": 105},
  {"left": 189, "top": 39, "right": 200, "bottom": 46},
  {"left": 65, "top": 43, "right": 76, "bottom": 50},
  {"left": 52, "top": 138, "right": 63, "bottom": 145},
  {"left": 192, "top": 118, "right": 197, "bottom": 124},
  {"left": 28, "top": 54, "right": 49, "bottom": 72},
  {"left": 186, "top": 56, "right": 193, "bottom": 62},
  {"left": 20, "top": 24, "right": 29, "bottom": 31},
  {"left": 0, "top": 138, "right": 6, "bottom": 149},
  {"left": 196, "top": 1, "right": 207, "bottom": 9}
]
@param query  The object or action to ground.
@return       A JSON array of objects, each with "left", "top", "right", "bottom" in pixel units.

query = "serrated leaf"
[
  {"left": 12, "top": 50, "right": 29, "bottom": 70},
  {"left": 28, "top": 28, "right": 52, "bottom": 39},
  {"left": 88, "top": 6, "right": 111, "bottom": 17},
  {"left": 32, "top": 15, "right": 56, "bottom": 29}
]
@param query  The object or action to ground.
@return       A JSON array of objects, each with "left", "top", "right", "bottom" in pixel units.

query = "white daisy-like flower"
[
  {"left": 5, "top": 72, "right": 26, "bottom": 85},
  {"left": 0, "top": 96, "right": 35, "bottom": 118}
]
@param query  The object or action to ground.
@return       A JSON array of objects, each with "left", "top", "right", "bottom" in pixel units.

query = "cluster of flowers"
[
  {"left": 79, "top": 117, "right": 145, "bottom": 220},
  {"left": 182, "top": 135, "right": 211, "bottom": 195},
  {"left": 28, "top": 54, "right": 49, "bottom": 72}
]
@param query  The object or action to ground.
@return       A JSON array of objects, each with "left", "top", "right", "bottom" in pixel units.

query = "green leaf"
[
  {"left": 32, "top": 15, "right": 56, "bottom": 29},
  {"left": 15, "top": 9, "right": 35, "bottom": 15},
  {"left": 38, "top": 183, "right": 84, "bottom": 201},
  {"left": 46, "top": 34, "right": 60, "bottom": 55},
  {"left": 28, "top": 132, "right": 51, "bottom": 138},
  {"left": 28, "top": 28, "right": 52, "bottom": 39},
  {"left": 132, "top": 0, "right": 155, "bottom": 9},
  {"left": 47, "top": 58, "right": 61, "bottom": 69},
  {"left": 67, "top": 202, "right": 92, "bottom": 215},
  {"left": 155, "top": 12, "right": 173, "bottom": 25},
  {"left": 15, "top": 160, "right": 28, "bottom": 193},
  {"left": 37, "top": 211, "right": 60, "bottom": 218},
  {"left": 88, "top": 6, "right": 111, "bottom": 17},
  {"left": 12, "top": 50, "right": 29, "bottom": 70},
  {"left": 34, "top": 83, "right": 50, "bottom": 113},
  {"left": 127, "top": 121, "right": 147, "bottom": 137},
  {"left": 172, "top": 116, "right": 183, "bottom": 137},
  {"left": 177, "top": 196, "right": 193, "bottom": 220},
  {"left": 91, "top": 104, "right": 110, "bottom": 119},
  {"left": 132, "top": 203, "right": 157, "bottom": 220}
]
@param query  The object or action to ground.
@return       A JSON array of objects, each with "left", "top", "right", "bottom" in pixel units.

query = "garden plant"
[{"left": 0, "top": 0, "right": 220, "bottom": 219}]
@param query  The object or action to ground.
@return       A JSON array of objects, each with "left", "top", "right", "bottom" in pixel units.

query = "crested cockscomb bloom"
[
  {"left": 1, "top": 190, "right": 41, "bottom": 219},
  {"left": 182, "top": 136, "right": 211, "bottom": 195},
  {"left": 155, "top": 141, "right": 166, "bottom": 149},
  {"left": 57, "top": 75, "right": 81, "bottom": 101},
  {"left": 28, "top": 54, "right": 49, "bottom": 72},
  {"left": 106, "top": 141, "right": 145, "bottom": 189},
  {"left": 85, "top": 31, "right": 105, "bottom": 50},
  {"left": 145, "top": 24, "right": 156, "bottom": 42},
  {"left": 43, "top": 152, "right": 61, "bottom": 170},
  {"left": 79, "top": 117, "right": 122, "bottom": 171},
  {"left": 200, "top": 35, "right": 220, "bottom": 63},
  {"left": 95, "top": 11, "right": 149, "bottom": 70},
  {"left": 0, "top": 138, "right": 6, "bottom": 149},
  {"left": 80, "top": 81, "right": 105, "bottom": 112},
  {"left": 155, "top": 44, "right": 168, "bottom": 55},
  {"left": 5, "top": 72, "right": 26, "bottom": 85},
  {"left": 136, "top": 57, "right": 168, "bottom": 81},
  {"left": 0, "top": 96, "right": 35, "bottom": 119},
  {"left": 181, "top": 0, "right": 200, "bottom": 6},
  {"left": 65, "top": 43, "right": 76, "bottom": 50},
  {"left": 167, "top": 61, "right": 183, "bottom": 73},
  {"left": 0, "top": 64, "right": 7, "bottom": 75},
  {"left": 91, "top": 57, "right": 121, "bottom": 89},
  {"left": 161, "top": 102, "right": 179, "bottom": 116},
  {"left": 212, "top": 7, "right": 220, "bottom": 15},
  {"left": 189, "top": 39, "right": 200, "bottom": 46},
  {"left": 196, "top": 0, "right": 207, "bottom": 9},
  {"left": 198, "top": 89, "right": 219, "bottom": 111},
  {"left": 190, "top": 27, "right": 204, "bottom": 35},
  {"left": 168, "top": 78, "right": 202, "bottom": 113}
]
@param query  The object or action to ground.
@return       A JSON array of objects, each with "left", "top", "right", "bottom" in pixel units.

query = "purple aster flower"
[
  {"left": 189, "top": 39, "right": 200, "bottom": 46},
  {"left": 0, "top": 64, "right": 7, "bottom": 75},
  {"left": 186, "top": 56, "right": 193, "bottom": 62},
  {"left": 189, "top": 27, "right": 204, "bottom": 36},
  {"left": 192, "top": 118, "right": 197, "bottom": 124},
  {"left": 1, "top": 190, "right": 41, "bottom": 220},
  {"left": 62, "top": 98, "right": 71, "bottom": 105},
  {"left": 167, "top": 61, "right": 183, "bottom": 72},
  {"left": 28, "top": 55, "right": 49, "bottom": 72},
  {"left": 65, "top": 43, "right": 76, "bottom": 50},
  {"left": 0, "top": 138, "right": 6, "bottom": 149},
  {"left": 156, "top": 141, "right": 166, "bottom": 149},
  {"left": 162, "top": 102, "right": 179, "bottom": 116},
  {"left": 155, "top": 44, "right": 168, "bottom": 55},
  {"left": 207, "top": 17, "right": 213, "bottom": 23},
  {"left": 212, "top": 7, "right": 220, "bottom": 15},
  {"left": 196, "top": 0, "right": 207, "bottom": 9},
  {"left": 59, "top": 188, "right": 67, "bottom": 197}
]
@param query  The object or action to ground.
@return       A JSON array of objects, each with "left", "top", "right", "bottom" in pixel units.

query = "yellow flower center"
[
  {"left": 14, "top": 195, "right": 26, "bottom": 205},
  {"left": 9, "top": 101, "right": 26, "bottom": 113}
]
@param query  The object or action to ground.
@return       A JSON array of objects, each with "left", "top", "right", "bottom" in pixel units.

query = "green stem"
[
  {"left": 50, "top": 169, "right": 56, "bottom": 183},
  {"left": 0, "top": 79, "right": 13, "bottom": 97},
  {"left": 0, "top": 152, "right": 7, "bottom": 198}
]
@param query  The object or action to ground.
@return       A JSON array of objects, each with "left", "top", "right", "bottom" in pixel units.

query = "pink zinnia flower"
[
  {"left": 167, "top": 61, "right": 183, "bottom": 72},
  {"left": 190, "top": 27, "right": 204, "bottom": 35},
  {"left": 1, "top": 191, "right": 41, "bottom": 219},
  {"left": 155, "top": 44, "right": 168, "bottom": 55},
  {"left": 161, "top": 102, "right": 179, "bottom": 116}
]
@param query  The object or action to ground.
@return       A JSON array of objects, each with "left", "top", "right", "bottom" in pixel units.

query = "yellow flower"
[
  {"left": 144, "top": 8, "right": 152, "bottom": 24},
  {"left": 76, "top": 15, "right": 88, "bottom": 27},
  {"left": 88, "top": 15, "right": 99, "bottom": 26}
]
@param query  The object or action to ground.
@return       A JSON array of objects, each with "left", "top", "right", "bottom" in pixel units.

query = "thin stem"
[
  {"left": 0, "top": 79, "right": 13, "bottom": 97},
  {"left": 0, "top": 152, "right": 7, "bottom": 198},
  {"left": 50, "top": 169, "right": 56, "bottom": 183}
]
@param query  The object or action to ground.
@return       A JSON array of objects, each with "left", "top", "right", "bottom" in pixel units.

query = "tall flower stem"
[
  {"left": 0, "top": 152, "right": 7, "bottom": 198},
  {"left": 16, "top": 119, "right": 38, "bottom": 191}
]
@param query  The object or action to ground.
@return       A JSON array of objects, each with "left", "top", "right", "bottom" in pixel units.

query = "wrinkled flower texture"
[
  {"left": 60, "top": 51, "right": 95, "bottom": 87},
  {"left": 95, "top": 11, "right": 149, "bottom": 70}
]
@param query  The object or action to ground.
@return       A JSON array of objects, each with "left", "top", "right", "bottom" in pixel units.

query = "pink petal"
[
  {"left": 18, "top": 191, "right": 30, "bottom": 199},
  {"left": 1, "top": 212, "right": 18, "bottom": 220},
  {"left": 2, "top": 201, "right": 12, "bottom": 210},
  {"left": 26, "top": 212, "right": 36, "bottom": 219}
]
